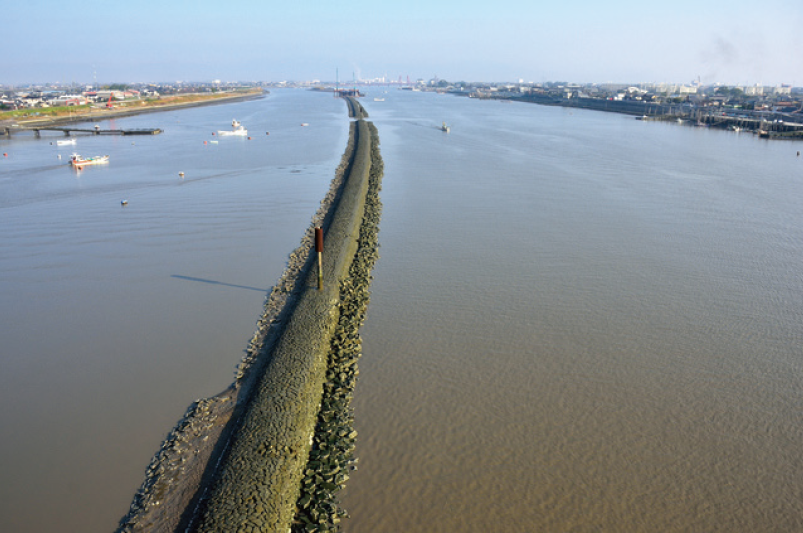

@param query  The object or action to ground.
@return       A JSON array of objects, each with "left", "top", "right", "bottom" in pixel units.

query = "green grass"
[{"left": 1, "top": 104, "right": 93, "bottom": 120}]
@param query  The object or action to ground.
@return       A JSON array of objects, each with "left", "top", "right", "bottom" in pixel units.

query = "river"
[
  {"left": 342, "top": 91, "right": 803, "bottom": 532},
  {"left": 1, "top": 89, "right": 802, "bottom": 532}
]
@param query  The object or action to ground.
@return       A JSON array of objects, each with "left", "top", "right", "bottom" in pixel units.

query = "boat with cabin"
[{"left": 218, "top": 119, "right": 248, "bottom": 136}]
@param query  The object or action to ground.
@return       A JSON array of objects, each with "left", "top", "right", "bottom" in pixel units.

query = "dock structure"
[
  {"left": 333, "top": 88, "right": 364, "bottom": 98},
  {"left": 31, "top": 126, "right": 162, "bottom": 137}
]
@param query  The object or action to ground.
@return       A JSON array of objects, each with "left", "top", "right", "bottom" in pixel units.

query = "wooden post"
[{"left": 315, "top": 228, "right": 324, "bottom": 290}]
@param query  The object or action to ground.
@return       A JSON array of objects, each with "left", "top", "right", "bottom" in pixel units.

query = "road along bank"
[{"left": 116, "top": 108, "right": 382, "bottom": 532}]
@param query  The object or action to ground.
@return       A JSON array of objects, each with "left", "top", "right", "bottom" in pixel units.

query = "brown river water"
[
  {"left": 341, "top": 92, "right": 803, "bottom": 532},
  {"left": 1, "top": 89, "right": 801, "bottom": 532}
]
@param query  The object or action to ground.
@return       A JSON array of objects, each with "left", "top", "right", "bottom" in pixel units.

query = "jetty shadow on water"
[{"left": 171, "top": 274, "right": 267, "bottom": 293}]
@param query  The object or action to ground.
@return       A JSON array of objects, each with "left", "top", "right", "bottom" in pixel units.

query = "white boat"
[
  {"left": 373, "top": 98, "right": 385, "bottom": 102},
  {"left": 300, "top": 123, "right": 309, "bottom": 127},
  {"left": 70, "top": 154, "right": 109, "bottom": 166},
  {"left": 57, "top": 139, "right": 76, "bottom": 146},
  {"left": 218, "top": 119, "right": 248, "bottom": 136}
]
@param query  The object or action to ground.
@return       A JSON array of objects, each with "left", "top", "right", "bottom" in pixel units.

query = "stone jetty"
[{"left": 116, "top": 101, "right": 382, "bottom": 533}]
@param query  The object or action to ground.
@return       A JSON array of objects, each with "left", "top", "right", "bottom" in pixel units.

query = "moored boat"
[
  {"left": 441, "top": 121, "right": 450, "bottom": 133},
  {"left": 218, "top": 119, "right": 248, "bottom": 136},
  {"left": 70, "top": 154, "right": 109, "bottom": 166},
  {"left": 57, "top": 139, "right": 77, "bottom": 146}
]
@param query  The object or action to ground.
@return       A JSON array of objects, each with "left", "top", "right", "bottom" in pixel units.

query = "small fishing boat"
[
  {"left": 57, "top": 139, "right": 76, "bottom": 146},
  {"left": 373, "top": 98, "right": 385, "bottom": 102},
  {"left": 218, "top": 119, "right": 248, "bottom": 136},
  {"left": 70, "top": 154, "right": 109, "bottom": 166},
  {"left": 441, "top": 122, "right": 450, "bottom": 133},
  {"left": 300, "top": 123, "right": 309, "bottom": 127}
]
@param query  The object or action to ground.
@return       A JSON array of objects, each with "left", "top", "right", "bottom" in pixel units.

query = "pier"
[{"left": 31, "top": 126, "right": 162, "bottom": 137}]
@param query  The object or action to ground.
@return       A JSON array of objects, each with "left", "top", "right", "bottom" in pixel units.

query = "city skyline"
[{"left": 5, "top": 0, "right": 802, "bottom": 87}]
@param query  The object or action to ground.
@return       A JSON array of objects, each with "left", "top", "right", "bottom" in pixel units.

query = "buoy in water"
[
  {"left": 3, "top": 153, "right": 7, "bottom": 157},
  {"left": 266, "top": 132, "right": 270, "bottom": 135},
  {"left": 248, "top": 136, "right": 251, "bottom": 140},
  {"left": 204, "top": 141, "right": 207, "bottom": 145},
  {"left": 58, "top": 154, "right": 62, "bottom": 159}
]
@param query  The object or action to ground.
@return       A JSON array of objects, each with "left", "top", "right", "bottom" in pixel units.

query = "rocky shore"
[{"left": 116, "top": 102, "right": 382, "bottom": 533}]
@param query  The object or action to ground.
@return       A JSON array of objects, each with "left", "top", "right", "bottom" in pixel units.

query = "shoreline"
[
  {"left": 2, "top": 91, "right": 265, "bottom": 133},
  {"left": 467, "top": 93, "right": 803, "bottom": 139}
]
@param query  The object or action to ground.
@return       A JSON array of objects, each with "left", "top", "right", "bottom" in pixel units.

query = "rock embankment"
[
  {"left": 344, "top": 96, "right": 368, "bottom": 120},
  {"left": 191, "top": 117, "right": 375, "bottom": 533},
  {"left": 291, "top": 120, "right": 382, "bottom": 532},
  {"left": 117, "top": 102, "right": 382, "bottom": 532}
]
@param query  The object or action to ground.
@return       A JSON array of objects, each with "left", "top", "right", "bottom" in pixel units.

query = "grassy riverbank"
[{"left": 4, "top": 89, "right": 264, "bottom": 129}]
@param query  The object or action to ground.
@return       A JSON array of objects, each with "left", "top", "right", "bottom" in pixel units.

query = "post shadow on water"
[{"left": 171, "top": 275, "right": 267, "bottom": 293}]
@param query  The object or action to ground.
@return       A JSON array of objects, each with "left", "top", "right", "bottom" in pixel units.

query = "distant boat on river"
[
  {"left": 70, "top": 154, "right": 109, "bottom": 166},
  {"left": 441, "top": 122, "right": 450, "bottom": 133}
]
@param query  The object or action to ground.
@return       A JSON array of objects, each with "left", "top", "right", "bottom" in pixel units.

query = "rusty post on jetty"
[{"left": 315, "top": 228, "right": 324, "bottom": 290}]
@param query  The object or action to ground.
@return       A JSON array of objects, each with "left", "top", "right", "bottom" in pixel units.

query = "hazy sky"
[{"left": 4, "top": 0, "right": 802, "bottom": 86}]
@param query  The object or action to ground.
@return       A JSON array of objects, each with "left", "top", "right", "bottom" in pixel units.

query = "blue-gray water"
[{"left": 1, "top": 89, "right": 802, "bottom": 532}]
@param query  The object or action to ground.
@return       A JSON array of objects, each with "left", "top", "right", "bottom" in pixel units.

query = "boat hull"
[
  {"left": 70, "top": 155, "right": 109, "bottom": 166},
  {"left": 217, "top": 129, "right": 248, "bottom": 136}
]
